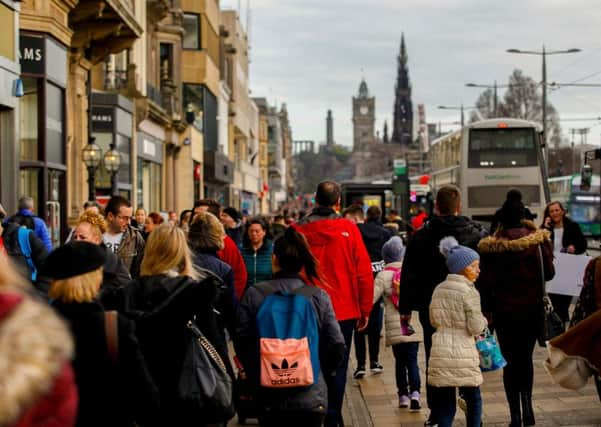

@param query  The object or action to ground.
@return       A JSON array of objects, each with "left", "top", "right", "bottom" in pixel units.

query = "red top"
[
  {"left": 0, "top": 236, "right": 6, "bottom": 257},
  {"left": 295, "top": 218, "right": 374, "bottom": 321},
  {"left": 218, "top": 235, "right": 248, "bottom": 299}
]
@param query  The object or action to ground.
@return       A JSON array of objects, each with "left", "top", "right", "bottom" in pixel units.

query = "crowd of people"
[{"left": 0, "top": 181, "right": 599, "bottom": 427}]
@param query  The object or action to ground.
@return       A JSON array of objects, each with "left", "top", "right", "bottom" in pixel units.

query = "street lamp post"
[
  {"left": 465, "top": 81, "right": 512, "bottom": 117},
  {"left": 437, "top": 105, "right": 477, "bottom": 127},
  {"left": 81, "top": 137, "right": 102, "bottom": 201},
  {"left": 103, "top": 143, "right": 121, "bottom": 195},
  {"left": 506, "top": 46, "right": 581, "bottom": 172}
]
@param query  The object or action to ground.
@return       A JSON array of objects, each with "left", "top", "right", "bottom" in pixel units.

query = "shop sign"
[
  {"left": 91, "top": 107, "right": 114, "bottom": 132},
  {"left": 19, "top": 34, "right": 45, "bottom": 75}
]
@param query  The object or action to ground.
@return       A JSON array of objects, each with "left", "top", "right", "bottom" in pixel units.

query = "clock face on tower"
[{"left": 359, "top": 106, "right": 368, "bottom": 115}]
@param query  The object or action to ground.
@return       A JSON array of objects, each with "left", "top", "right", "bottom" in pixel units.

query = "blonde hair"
[
  {"left": 48, "top": 268, "right": 103, "bottom": 303},
  {"left": 188, "top": 212, "right": 225, "bottom": 251},
  {"left": 140, "top": 224, "right": 199, "bottom": 279},
  {"left": 77, "top": 211, "right": 108, "bottom": 241}
]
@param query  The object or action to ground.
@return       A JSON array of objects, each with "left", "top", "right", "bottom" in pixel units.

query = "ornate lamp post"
[
  {"left": 103, "top": 143, "right": 121, "bottom": 195},
  {"left": 81, "top": 137, "right": 102, "bottom": 201}
]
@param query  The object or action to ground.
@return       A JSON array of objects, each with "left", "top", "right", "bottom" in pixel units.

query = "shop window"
[
  {"left": 46, "top": 83, "right": 64, "bottom": 164},
  {"left": 19, "top": 78, "right": 39, "bottom": 161},
  {"left": 137, "top": 158, "right": 162, "bottom": 212},
  {"left": 19, "top": 169, "right": 39, "bottom": 207},
  {"left": 183, "top": 13, "right": 200, "bottom": 50},
  {"left": 115, "top": 134, "right": 131, "bottom": 183}
]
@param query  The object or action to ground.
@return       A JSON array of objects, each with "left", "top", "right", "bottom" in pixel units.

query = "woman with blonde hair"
[
  {"left": 42, "top": 241, "right": 158, "bottom": 427},
  {"left": 123, "top": 224, "right": 233, "bottom": 426},
  {"left": 0, "top": 251, "right": 77, "bottom": 427}
]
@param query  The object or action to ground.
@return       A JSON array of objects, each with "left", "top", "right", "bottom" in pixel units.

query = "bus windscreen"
[{"left": 468, "top": 128, "right": 538, "bottom": 168}]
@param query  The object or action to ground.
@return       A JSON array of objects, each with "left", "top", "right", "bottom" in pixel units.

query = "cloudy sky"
[{"left": 222, "top": 0, "right": 601, "bottom": 148}]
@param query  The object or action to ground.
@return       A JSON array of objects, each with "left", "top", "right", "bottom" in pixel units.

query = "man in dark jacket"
[
  {"left": 398, "top": 185, "right": 488, "bottom": 426},
  {"left": 296, "top": 181, "right": 373, "bottom": 427},
  {"left": 6, "top": 196, "right": 53, "bottom": 251},
  {"left": 353, "top": 205, "right": 392, "bottom": 378}
]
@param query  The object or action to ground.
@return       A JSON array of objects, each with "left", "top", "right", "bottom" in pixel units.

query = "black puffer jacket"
[
  {"left": 234, "top": 273, "right": 345, "bottom": 414},
  {"left": 398, "top": 215, "right": 488, "bottom": 314},
  {"left": 358, "top": 220, "right": 393, "bottom": 275},
  {"left": 122, "top": 273, "right": 230, "bottom": 426}
]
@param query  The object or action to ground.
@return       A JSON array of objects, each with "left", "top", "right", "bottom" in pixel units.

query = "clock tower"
[{"left": 352, "top": 78, "right": 375, "bottom": 151}]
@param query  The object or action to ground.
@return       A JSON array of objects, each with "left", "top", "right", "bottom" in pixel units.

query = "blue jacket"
[
  {"left": 8, "top": 209, "right": 53, "bottom": 251},
  {"left": 240, "top": 240, "right": 273, "bottom": 289}
]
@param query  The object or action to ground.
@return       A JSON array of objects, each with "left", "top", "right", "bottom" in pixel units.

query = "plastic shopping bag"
[{"left": 476, "top": 329, "right": 507, "bottom": 372}]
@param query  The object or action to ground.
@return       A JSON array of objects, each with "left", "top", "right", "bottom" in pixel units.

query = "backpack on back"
[
  {"left": 17, "top": 227, "right": 37, "bottom": 282},
  {"left": 384, "top": 266, "right": 401, "bottom": 309},
  {"left": 12, "top": 214, "right": 35, "bottom": 231},
  {"left": 256, "top": 284, "right": 320, "bottom": 389}
]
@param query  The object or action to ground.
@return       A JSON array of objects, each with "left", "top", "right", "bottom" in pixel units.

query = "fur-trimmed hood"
[
  {"left": 0, "top": 290, "right": 73, "bottom": 426},
  {"left": 477, "top": 220, "right": 551, "bottom": 254}
]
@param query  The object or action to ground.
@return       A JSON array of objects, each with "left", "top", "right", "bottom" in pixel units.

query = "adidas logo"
[{"left": 271, "top": 358, "right": 299, "bottom": 377}]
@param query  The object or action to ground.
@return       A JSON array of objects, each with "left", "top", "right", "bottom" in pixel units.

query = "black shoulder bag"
[
  {"left": 178, "top": 319, "right": 235, "bottom": 422},
  {"left": 537, "top": 245, "right": 564, "bottom": 347}
]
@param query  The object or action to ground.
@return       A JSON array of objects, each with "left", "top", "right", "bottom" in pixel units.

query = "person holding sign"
[{"left": 541, "top": 201, "right": 587, "bottom": 325}]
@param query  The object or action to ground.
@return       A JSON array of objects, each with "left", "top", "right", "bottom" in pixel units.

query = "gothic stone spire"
[{"left": 391, "top": 33, "right": 413, "bottom": 146}]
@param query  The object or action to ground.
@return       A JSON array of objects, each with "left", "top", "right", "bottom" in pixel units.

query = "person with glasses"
[{"left": 103, "top": 196, "right": 145, "bottom": 278}]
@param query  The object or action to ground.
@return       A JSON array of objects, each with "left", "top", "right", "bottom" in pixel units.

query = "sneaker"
[
  {"left": 353, "top": 366, "right": 366, "bottom": 379},
  {"left": 370, "top": 362, "right": 384, "bottom": 373},
  {"left": 410, "top": 391, "right": 421, "bottom": 411},
  {"left": 399, "top": 395, "right": 410, "bottom": 408}
]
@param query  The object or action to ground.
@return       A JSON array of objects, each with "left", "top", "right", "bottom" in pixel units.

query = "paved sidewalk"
[{"left": 349, "top": 330, "right": 601, "bottom": 426}]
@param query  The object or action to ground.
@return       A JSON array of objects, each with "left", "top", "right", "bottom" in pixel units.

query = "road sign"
[{"left": 394, "top": 159, "right": 407, "bottom": 176}]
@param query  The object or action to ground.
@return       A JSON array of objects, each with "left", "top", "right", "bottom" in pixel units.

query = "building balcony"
[{"left": 70, "top": 0, "right": 143, "bottom": 64}]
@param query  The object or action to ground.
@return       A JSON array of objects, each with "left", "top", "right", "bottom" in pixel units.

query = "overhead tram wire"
[{"left": 552, "top": 46, "right": 601, "bottom": 78}]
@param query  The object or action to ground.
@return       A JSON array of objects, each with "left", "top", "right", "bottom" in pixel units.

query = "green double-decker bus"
[{"left": 549, "top": 174, "right": 600, "bottom": 237}]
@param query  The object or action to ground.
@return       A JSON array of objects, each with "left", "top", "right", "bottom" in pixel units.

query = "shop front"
[
  {"left": 137, "top": 132, "right": 163, "bottom": 212},
  {"left": 18, "top": 32, "right": 67, "bottom": 246},
  {"left": 91, "top": 93, "right": 134, "bottom": 204}
]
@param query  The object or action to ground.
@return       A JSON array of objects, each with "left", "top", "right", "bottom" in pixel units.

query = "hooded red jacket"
[{"left": 296, "top": 217, "right": 374, "bottom": 321}]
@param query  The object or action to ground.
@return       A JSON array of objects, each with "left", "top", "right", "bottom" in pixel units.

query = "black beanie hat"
[
  {"left": 222, "top": 207, "right": 242, "bottom": 222},
  {"left": 41, "top": 241, "right": 107, "bottom": 280},
  {"left": 499, "top": 198, "right": 525, "bottom": 227}
]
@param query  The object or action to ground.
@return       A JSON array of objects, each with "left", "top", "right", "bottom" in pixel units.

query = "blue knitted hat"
[
  {"left": 381, "top": 236, "right": 405, "bottom": 264},
  {"left": 439, "top": 236, "right": 479, "bottom": 274}
]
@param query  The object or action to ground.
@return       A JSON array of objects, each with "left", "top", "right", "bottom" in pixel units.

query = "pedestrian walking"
[
  {"left": 221, "top": 207, "right": 244, "bottom": 246},
  {"left": 240, "top": 217, "right": 273, "bottom": 289},
  {"left": 122, "top": 224, "right": 233, "bottom": 426},
  {"left": 270, "top": 214, "right": 287, "bottom": 240},
  {"left": 235, "top": 226, "right": 345, "bottom": 427},
  {"left": 541, "top": 200, "right": 587, "bottom": 327},
  {"left": 4, "top": 196, "right": 53, "bottom": 252},
  {"left": 143, "top": 212, "right": 164, "bottom": 239},
  {"left": 0, "top": 250, "right": 77, "bottom": 427},
  {"left": 296, "top": 181, "right": 373, "bottom": 427},
  {"left": 71, "top": 211, "right": 131, "bottom": 309},
  {"left": 132, "top": 207, "right": 146, "bottom": 233},
  {"left": 374, "top": 236, "right": 422, "bottom": 410},
  {"left": 428, "top": 237, "right": 487, "bottom": 427},
  {"left": 489, "top": 189, "right": 535, "bottom": 235},
  {"left": 43, "top": 241, "right": 158, "bottom": 427},
  {"left": 179, "top": 209, "right": 193, "bottom": 234},
  {"left": 478, "top": 197, "right": 555, "bottom": 426},
  {"left": 398, "top": 184, "right": 487, "bottom": 426},
  {"left": 188, "top": 211, "right": 237, "bottom": 341},
  {"left": 103, "top": 196, "right": 145, "bottom": 278},
  {"left": 353, "top": 205, "right": 392, "bottom": 378},
  {"left": 193, "top": 199, "right": 248, "bottom": 299}
]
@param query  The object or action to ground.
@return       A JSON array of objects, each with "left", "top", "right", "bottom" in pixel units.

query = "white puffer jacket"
[
  {"left": 374, "top": 261, "right": 422, "bottom": 346},
  {"left": 428, "top": 274, "right": 487, "bottom": 387}
]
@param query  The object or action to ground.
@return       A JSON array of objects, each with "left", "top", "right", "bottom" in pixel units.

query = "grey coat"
[{"left": 234, "top": 273, "right": 345, "bottom": 414}]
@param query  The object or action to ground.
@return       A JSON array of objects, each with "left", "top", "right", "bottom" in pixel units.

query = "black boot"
[
  {"left": 507, "top": 392, "right": 521, "bottom": 427},
  {"left": 521, "top": 391, "right": 535, "bottom": 426}
]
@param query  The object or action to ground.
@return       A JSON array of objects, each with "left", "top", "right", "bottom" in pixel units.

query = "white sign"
[
  {"left": 545, "top": 252, "right": 592, "bottom": 297},
  {"left": 143, "top": 139, "right": 156, "bottom": 157}
]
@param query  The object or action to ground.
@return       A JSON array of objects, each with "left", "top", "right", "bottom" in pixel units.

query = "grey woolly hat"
[
  {"left": 382, "top": 236, "right": 405, "bottom": 264},
  {"left": 439, "top": 236, "right": 479, "bottom": 274}
]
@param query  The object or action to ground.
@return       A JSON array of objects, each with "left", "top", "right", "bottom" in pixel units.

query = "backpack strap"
[
  {"left": 104, "top": 310, "right": 119, "bottom": 364},
  {"left": 17, "top": 227, "right": 37, "bottom": 281}
]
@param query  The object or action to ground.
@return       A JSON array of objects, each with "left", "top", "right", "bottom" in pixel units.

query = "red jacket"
[
  {"left": 296, "top": 217, "right": 374, "bottom": 321},
  {"left": 218, "top": 235, "right": 248, "bottom": 299}
]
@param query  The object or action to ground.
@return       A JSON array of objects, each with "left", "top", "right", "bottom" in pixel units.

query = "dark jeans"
[
  {"left": 419, "top": 310, "right": 437, "bottom": 413},
  {"left": 435, "top": 386, "right": 482, "bottom": 427},
  {"left": 549, "top": 293, "right": 572, "bottom": 327},
  {"left": 324, "top": 319, "right": 355, "bottom": 427},
  {"left": 392, "top": 342, "right": 421, "bottom": 396},
  {"left": 495, "top": 311, "right": 539, "bottom": 404},
  {"left": 259, "top": 411, "right": 324, "bottom": 427},
  {"left": 353, "top": 299, "right": 383, "bottom": 367}
]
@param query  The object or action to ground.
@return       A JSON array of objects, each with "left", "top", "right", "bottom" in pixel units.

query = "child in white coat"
[
  {"left": 428, "top": 236, "right": 487, "bottom": 427},
  {"left": 374, "top": 236, "right": 422, "bottom": 410}
]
